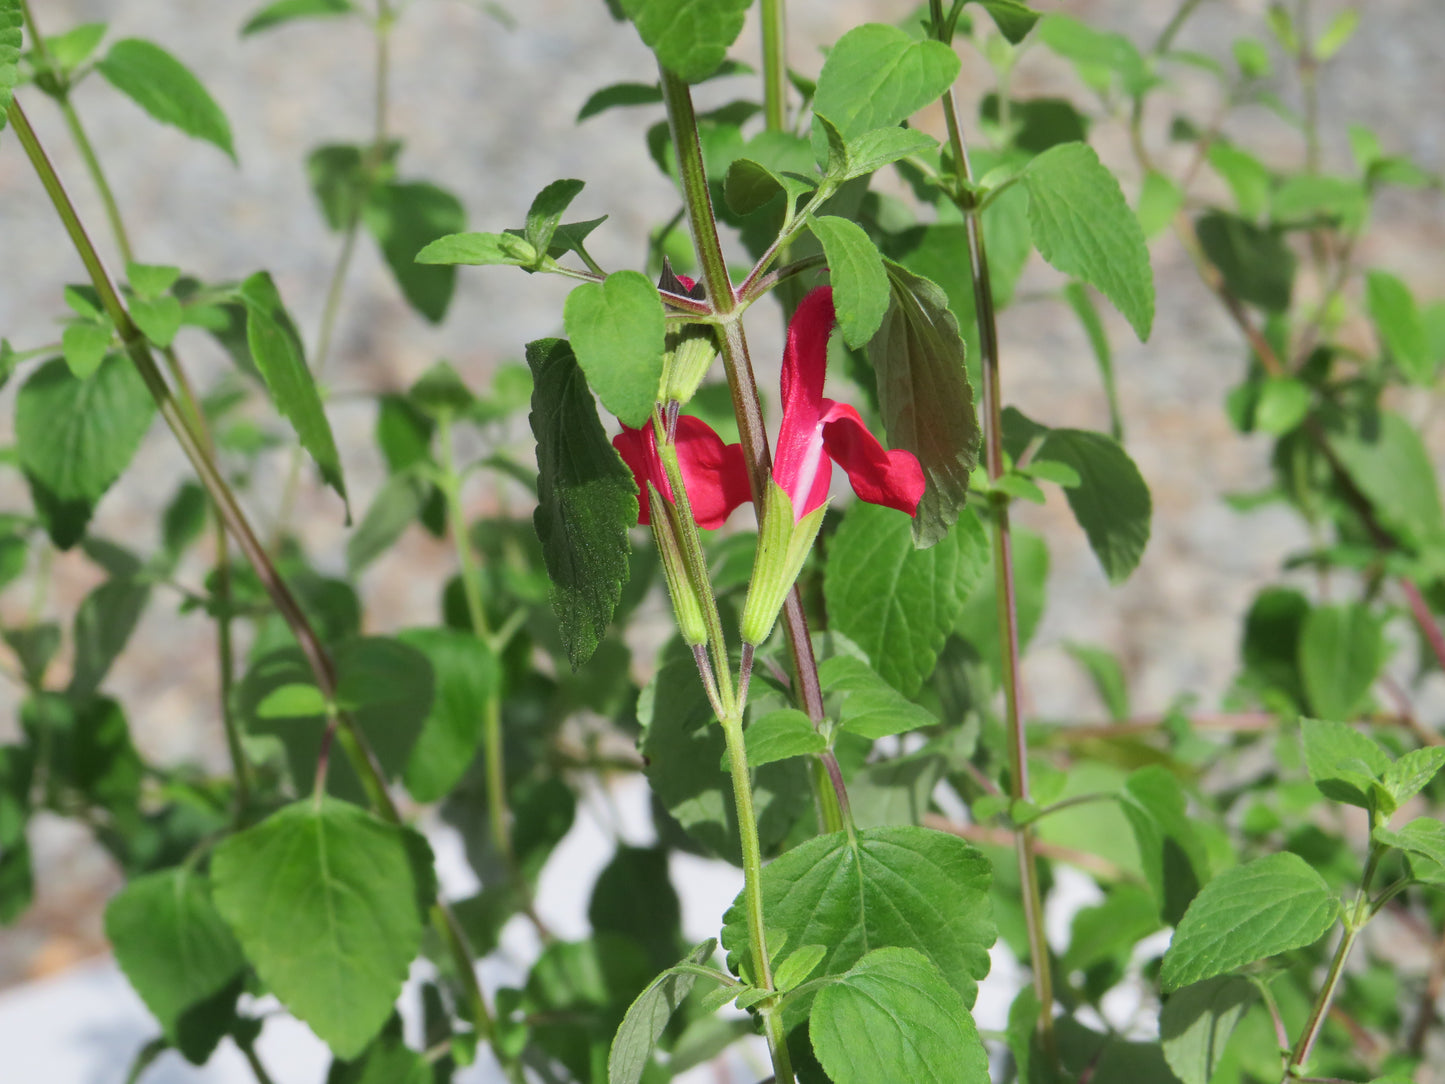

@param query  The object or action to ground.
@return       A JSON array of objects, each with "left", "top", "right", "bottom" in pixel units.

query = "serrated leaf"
[
  {"left": 415, "top": 231, "right": 536, "bottom": 267},
  {"left": 1299, "top": 604, "right": 1382, "bottom": 723},
  {"left": 813, "top": 24, "right": 961, "bottom": 141},
  {"left": 562, "top": 271, "right": 665, "bottom": 428},
  {"left": 1023, "top": 142, "right": 1154, "bottom": 340},
  {"left": 1366, "top": 270, "right": 1433, "bottom": 384},
  {"left": 809, "top": 215, "right": 889, "bottom": 348},
  {"left": 1300, "top": 717, "right": 1390, "bottom": 810},
  {"left": 237, "top": 271, "right": 349, "bottom": 513},
  {"left": 869, "top": 261, "right": 983, "bottom": 546},
  {"left": 241, "top": 0, "right": 356, "bottom": 36},
  {"left": 818, "top": 655, "right": 939, "bottom": 740},
  {"left": 824, "top": 501, "right": 988, "bottom": 696},
  {"left": 1119, "top": 766, "right": 1210, "bottom": 924},
  {"left": 1036, "top": 426, "right": 1151, "bottom": 583},
  {"left": 1195, "top": 211, "right": 1295, "bottom": 312},
  {"left": 1381, "top": 748, "right": 1445, "bottom": 809},
  {"left": 525, "top": 178, "right": 585, "bottom": 260},
  {"left": 810, "top": 947, "right": 989, "bottom": 1084},
  {"left": 742, "top": 709, "right": 824, "bottom": 768},
  {"left": 0, "top": 0, "right": 19, "bottom": 135},
  {"left": 618, "top": 0, "right": 750, "bottom": 83},
  {"left": 397, "top": 627, "right": 497, "bottom": 803},
  {"left": 1161, "top": 852, "right": 1338, "bottom": 991},
  {"left": 105, "top": 869, "right": 245, "bottom": 1063},
  {"left": 97, "top": 38, "right": 235, "bottom": 161},
  {"left": 525, "top": 338, "right": 636, "bottom": 667},
  {"left": 1374, "top": 818, "right": 1445, "bottom": 884},
  {"left": 839, "top": 126, "right": 937, "bottom": 181},
  {"left": 1160, "top": 977, "right": 1258, "bottom": 1084},
  {"left": 721, "top": 825, "right": 994, "bottom": 1020},
  {"left": 363, "top": 181, "right": 464, "bottom": 323},
  {"left": 61, "top": 322, "right": 114, "bottom": 379},
  {"left": 347, "top": 468, "right": 430, "bottom": 573},
  {"left": 16, "top": 356, "right": 156, "bottom": 549},
  {"left": 608, "top": 940, "right": 718, "bottom": 1084}
]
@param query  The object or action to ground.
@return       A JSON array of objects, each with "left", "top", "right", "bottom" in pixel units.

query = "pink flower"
[
  {"left": 772, "top": 287, "right": 925, "bottom": 520},
  {"left": 613, "top": 416, "right": 751, "bottom": 530}
]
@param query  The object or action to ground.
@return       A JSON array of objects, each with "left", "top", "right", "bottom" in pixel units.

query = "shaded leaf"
[
  {"left": 1195, "top": 211, "right": 1295, "bottom": 312},
  {"left": 1160, "top": 977, "right": 1258, "bottom": 1084},
  {"left": 1299, "top": 605, "right": 1381, "bottom": 723},
  {"left": 1037, "top": 426, "right": 1151, "bottom": 583},
  {"left": 397, "top": 627, "right": 497, "bottom": 803},
  {"left": 242, "top": 0, "right": 356, "bottom": 36},
  {"left": 364, "top": 181, "right": 465, "bottom": 323}
]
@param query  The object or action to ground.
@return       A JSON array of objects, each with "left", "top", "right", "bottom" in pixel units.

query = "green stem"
[
  {"left": 213, "top": 517, "right": 251, "bottom": 819},
  {"left": 58, "top": 99, "right": 135, "bottom": 264},
  {"left": 930, "top": 0, "right": 1055, "bottom": 1060},
  {"left": 236, "top": 1032, "right": 278, "bottom": 1084},
  {"left": 759, "top": 0, "right": 789, "bottom": 133}
]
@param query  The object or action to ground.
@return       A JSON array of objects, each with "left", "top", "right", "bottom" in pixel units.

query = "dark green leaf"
[
  {"left": 97, "top": 38, "right": 235, "bottom": 160},
  {"left": 1299, "top": 604, "right": 1382, "bottom": 723},
  {"left": 1161, "top": 852, "right": 1337, "bottom": 991},
  {"left": 1331, "top": 410, "right": 1445, "bottom": 557},
  {"left": 562, "top": 271, "right": 665, "bottom": 428},
  {"left": 0, "top": 836, "right": 32, "bottom": 923},
  {"left": 307, "top": 143, "right": 371, "bottom": 232},
  {"left": 825, "top": 502, "right": 988, "bottom": 696},
  {"left": 242, "top": 0, "right": 357, "bottom": 36},
  {"left": 1022, "top": 143, "right": 1154, "bottom": 340},
  {"left": 1036, "top": 426, "right": 1151, "bottom": 583},
  {"left": 810, "top": 947, "right": 989, "bottom": 1084},
  {"left": 869, "top": 261, "right": 983, "bottom": 546},
  {"left": 810, "top": 215, "right": 889, "bottom": 348},
  {"left": 4, "top": 625, "right": 61, "bottom": 690},
  {"left": 972, "top": 0, "right": 1041, "bottom": 44},
  {"left": 105, "top": 869, "right": 245, "bottom": 1063},
  {"left": 589, "top": 845, "right": 683, "bottom": 973},
  {"left": 743, "top": 709, "right": 825, "bottom": 767},
  {"left": 1300, "top": 717, "right": 1390, "bottom": 810},
  {"left": 1374, "top": 818, "right": 1445, "bottom": 885},
  {"left": 1119, "top": 765, "right": 1210, "bottom": 924},
  {"left": 347, "top": 468, "right": 430, "bottom": 573},
  {"left": 1160, "top": 977, "right": 1258, "bottom": 1084},
  {"left": 326, "top": 1028, "right": 433, "bottom": 1084},
  {"left": 1195, "top": 211, "right": 1295, "bottom": 312},
  {"left": 618, "top": 0, "right": 750, "bottom": 83},
  {"left": 16, "top": 356, "right": 156, "bottom": 549},
  {"left": 237, "top": 271, "right": 349, "bottom": 513},
  {"left": 813, "top": 24, "right": 960, "bottom": 141},
  {"left": 608, "top": 940, "right": 719, "bottom": 1084},
  {"left": 415, "top": 231, "right": 537, "bottom": 267},
  {"left": 21, "top": 694, "right": 143, "bottom": 811},
  {"left": 364, "top": 181, "right": 465, "bottom": 323},
  {"left": 526, "top": 338, "right": 636, "bottom": 667},
  {"left": 577, "top": 80, "right": 661, "bottom": 121},
  {"left": 0, "top": 745, "right": 34, "bottom": 851},
  {"left": 396, "top": 627, "right": 497, "bottom": 803},
  {"left": 210, "top": 799, "right": 435, "bottom": 1059},
  {"left": 981, "top": 94, "right": 1087, "bottom": 154},
  {"left": 69, "top": 576, "right": 151, "bottom": 700},
  {"left": 1062, "top": 282, "right": 1121, "bottom": 439},
  {"left": 955, "top": 525, "right": 1048, "bottom": 680}
]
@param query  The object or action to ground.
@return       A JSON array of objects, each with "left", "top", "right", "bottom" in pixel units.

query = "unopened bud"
[
  {"left": 740, "top": 480, "right": 828, "bottom": 646},
  {"left": 649, "top": 483, "right": 709, "bottom": 646}
]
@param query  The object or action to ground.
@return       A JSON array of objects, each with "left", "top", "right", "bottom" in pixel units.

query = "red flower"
[
  {"left": 772, "top": 287, "right": 925, "bottom": 520},
  {"left": 613, "top": 416, "right": 751, "bottom": 530}
]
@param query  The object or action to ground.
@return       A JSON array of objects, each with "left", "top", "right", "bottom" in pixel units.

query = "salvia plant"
[{"left": 0, "top": 0, "right": 1443, "bottom": 1082}]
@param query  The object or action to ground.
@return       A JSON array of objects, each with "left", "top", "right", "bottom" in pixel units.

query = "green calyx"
[
  {"left": 660, "top": 324, "right": 720, "bottom": 405},
  {"left": 649, "top": 482, "right": 709, "bottom": 646},
  {"left": 740, "top": 480, "right": 827, "bottom": 646}
]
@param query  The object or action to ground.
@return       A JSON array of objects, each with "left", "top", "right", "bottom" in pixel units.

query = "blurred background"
[{"left": 0, "top": 0, "right": 1440, "bottom": 1079}]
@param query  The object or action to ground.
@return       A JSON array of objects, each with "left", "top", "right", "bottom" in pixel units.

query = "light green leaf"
[
  {"left": 810, "top": 947, "right": 989, "bottom": 1084},
  {"left": 61, "top": 322, "right": 113, "bottom": 379},
  {"left": 327, "top": 1029, "right": 431, "bottom": 1084},
  {"left": 608, "top": 940, "right": 719, "bottom": 1084},
  {"left": 210, "top": 798, "right": 435, "bottom": 1059},
  {"left": 1119, "top": 765, "right": 1210, "bottom": 924},
  {"left": 255, "top": 682, "right": 328, "bottom": 718},
  {"left": 364, "top": 181, "right": 464, "bottom": 323},
  {"left": 617, "top": 0, "right": 750, "bottom": 83},
  {"left": 16, "top": 356, "right": 156, "bottom": 549},
  {"left": 870, "top": 261, "right": 983, "bottom": 546},
  {"left": 818, "top": 655, "right": 939, "bottom": 740},
  {"left": 1036, "top": 14, "right": 1152, "bottom": 95},
  {"left": 1300, "top": 717, "right": 1390, "bottom": 810},
  {"left": 47, "top": 26, "right": 111, "bottom": 80},
  {"left": 97, "top": 39, "right": 235, "bottom": 161},
  {"left": 1160, "top": 977, "right": 1258, "bottom": 1084},
  {"left": 562, "top": 271, "right": 665, "bottom": 428},
  {"left": 1331, "top": 410, "right": 1445, "bottom": 557},
  {"left": 1254, "top": 377, "right": 1310, "bottom": 435},
  {"left": 1195, "top": 211, "right": 1295, "bottom": 312},
  {"left": 237, "top": 271, "right": 349, "bottom": 513},
  {"left": 825, "top": 502, "right": 988, "bottom": 696},
  {"left": 0, "top": 0, "right": 20, "bottom": 136},
  {"left": 1381, "top": 748, "right": 1445, "bottom": 810},
  {"left": 241, "top": 0, "right": 356, "bottom": 36},
  {"left": 1136, "top": 169, "right": 1183, "bottom": 239},
  {"left": 809, "top": 215, "right": 889, "bottom": 348},
  {"left": 813, "top": 23, "right": 961, "bottom": 140},
  {"left": 743, "top": 709, "right": 825, "bottom": 768},
  {"left": 1023, "top": 142, "right": 1154, "bottom": 340},
  {"left": 1366, "top": 270, "right": 1433, "bottom": 384},
  {"left": 105, "top": 869, "right": 245, "bottom": 1063},
  {"left": 1299, "top": 604, "right": 1382, "bottom": 723},
  {"left": 1374, "top": 818, "right": 1445, "bottom": 885},
  {"left": 1161, "top": 852, "right": 1338, "bottom": 991},
  {"left": 397, "top": 627, "right": 497, "bottom": 803},
  {"left": 1036, "top": 426, "right": 1151, "bottom": 583},
  {"left": 839, "top": 127, "right": 937, "bottom": 181},
  {"left": 1313, "top": 8, "right": 1359, "bottom": 60},
  {"left": 415, "top": 231, "right": 537, "bottom": 267},
  {"left": 526, "top": 338, "right": 636, "bottom": 667},
  {"left": 721, "top": 825, "right": 994, "bottom": 1019},
  {"left": 130, "top": 295, "right": 183, "bottom": 348},
  {"left": 1207, "top": 143, "right": 1271, "bottom": 220},
  {"left": 125, "top": 262, "right": 181, "bottom": 300},
  {"left": 347, "top": 468, "right": 431, "bottom": 574}
]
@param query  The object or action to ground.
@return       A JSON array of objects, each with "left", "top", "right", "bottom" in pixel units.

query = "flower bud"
[
  {"left": 648, "top": 483, "right": 709, "bottom": 646},
  {"left": 740, "top": 479, "right": 828, "bottom": 646},
  {"left": 661, "top": 324, "right": 720, "bottom": 406}
]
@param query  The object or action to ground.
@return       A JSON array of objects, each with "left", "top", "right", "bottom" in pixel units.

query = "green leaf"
[
  {"left": 810, "top": 947, "right": 989, "bottom": 1084},
  {"left": 870, "top": 261, "right": 983, "bottom": 546},
  {"left": 43, "top": 22, "right": 107, "bottom": 75},
  {"left": 1064, "top": 641, "right": 1128, "bottom": 721},
  {"left": 61, "top": 322, "right": 114, "bottom": 379},
  {"left": 589, "top": 845, "right": 683, "bottom": 974},
  {"left": 97, "top": 38, "right": 236, "bottom": 161},
  {"left": 6, "top": 626, "right": 61, "bottom": 690},
  {"left": 1254, "top": 376, "right": 1311, "bottom": 435},
  {"left": 308, "top": 143, "right": 380, "bottom": 232},
  {"left": 242, "top": 0, "right": 356, "bottom": 36},
  {"left": 972, "top": 0, "right": 1041, "bottom": 44},
  {"left": 525, "top": 179, "right": 585, "bottom": 260},
  {"left": 1161, "top": 853, "right": 1338, "bottom": 991},
  {"left": 210, "top": 798, "right": 435, "bottom": 1059},
  {"left": 105, "top": 869, "right": 245, "bottom": 1063},
  {"left": 1195, "top": 212, "right": 1295, "bottom": 312},
  {"left": 327, "top": 1027, "right": 432, "bottom": 1084},
  {"left": 608, "top": 940, "right": 719, "bottom": 1084},
  {"left": 0, "top": 0, "right": 25, "bottom": 135},
  {"left": 1036, "top": 14, "right": 1151, "bottom": 96},
  {"left": 813, "top": 24, "right": 961, "bottom": 141},
  {"left": 237, "top": 271, "right": 349, "bottom": 513},
  {"left": 825, "top": 502, "right": 988, "bottom": 696},
  {"left": 1366, "top": 270, "right": 1433, "bottom": 384},
  {"left": 1381, "top": 748, "right": 1445, "bottom": 809},
  {"left": 69, "top": 576, "right": 150, "bottom": 700},
  {"left": 256, "top": 683, "right": 328, "bottom": 718},
  {"left": 1136, "top": 169, "right": 1183, "bottom": 239},
  {"left": 617, "top": 0, "right": 750, "bottom": 83},
  {"left": 818, "top": 655, "right": 939, "bottom": 740},
  {"left": 396, "top": 627, "right": 497, "bottom": 803},
  {"left": 724, "top": 156, "right": 812, "bottom": 216},
  {"left": 981, "top": 94, "right": 1088, "bottom": 154},
  {"left": 721, "top": 825, "right": 994, "bottom": 1018},
  {"left": 1374, "top": 818, "right": 1445, "bottom": 884},
  {"left": 1300, "top": 717, "right": 1390, "bottom": 810},
  {"left": 1036, "top": 426, "right": 1151, "bottom": 584},
  {"left": 1022, "top": 143, "right": 1154, "bottom": 340},
  {"left": 130, "top": 295, "right": 183, "bottom": 348},
  {"left": 415, "top": 231, "right": 536, "bottom": 267},
  {"left": 809, "top": 215, "right": 889, "bottom": 348},
  {"left": 743, "top": 709, "right": 825, "bottom": 767},
  {"left": 21, "top": 693, "right": 142, "bottom": 813},
  {"left": 840, "top": 127, "right": 937, "bottom": 181},
  {"left": 1159, "top": 977, "right": 1258, "bottom": 1084},
  {"left": 347, "top": 468, "right": 430, "bottom": 574},
  {"left": 1119, "top": 766, "right": 1210, "bottom": 924},
  {"left": 577, "top": 80, "right": 661, "bottom": 121},
  {"left": 1062, "top": 282, "right": 1121, "bottom": 440},
  {"left": 126, "top": 262, "right": 181, "bottom": 300},
  {"left": 526, "top": 337, "right": 636, "bottom": 667},
  {"left": 1313, "top": 7, "right": 1359, "bottom": 60},
  {"left": 363, "top": 181, "right": 465, "bottom": 323},
  {"left": 1207, "top": 143, "right": 1271, "bottom": 220},
  {"left": 1299, "top": 604, "right": 1382, "bottom": 723},
  {"left": 562, "top": 272, "right": 665, "bottom": 428},
  {"left": 954, "top": 525, "right": 1047, "bottom": 679},
  {"left": 16, "top": 356, "right": 156, "bottom": 549},
  {"left": 1331, "top": 410, "right": 1445, "bottom": 556}
]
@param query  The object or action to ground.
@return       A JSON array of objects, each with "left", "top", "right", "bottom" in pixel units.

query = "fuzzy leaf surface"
[{"left": 618, "top": 0, "right": 750, "bottom": 83}]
